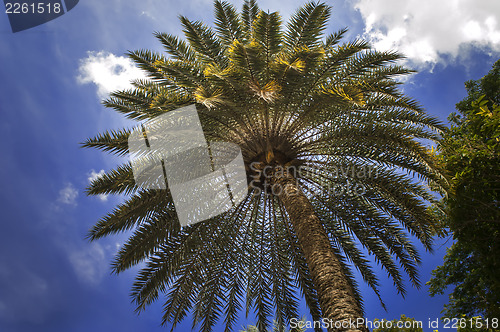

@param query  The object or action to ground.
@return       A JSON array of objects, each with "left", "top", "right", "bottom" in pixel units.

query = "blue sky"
[{"left": 0, "top": 0, "right": 499, "bottom": 331}]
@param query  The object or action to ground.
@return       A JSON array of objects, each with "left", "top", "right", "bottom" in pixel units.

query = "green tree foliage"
[
  {"left": 427, "top": 60, "right": 500, "bottom": 318},
  {"left": 83, "top": 1, "right": 446, "bottom": 331}
]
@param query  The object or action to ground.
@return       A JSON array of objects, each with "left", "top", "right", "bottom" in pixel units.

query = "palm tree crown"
[{"left": 83, "top": 1, "right": 446, "bottom": 331}]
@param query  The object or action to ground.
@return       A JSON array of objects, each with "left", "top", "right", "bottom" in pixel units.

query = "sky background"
[{"left": 0, "top": 0, "right": 499, "bottom": 331}]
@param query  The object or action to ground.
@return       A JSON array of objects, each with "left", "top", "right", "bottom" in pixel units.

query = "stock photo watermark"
[
  {"left": 289, "top": 317, "right": 500, "bottom": 330},
  {"left": 128, "top": 105, "right": 247, "bottom": 227},
  {"left": 4, "top": 0, "right": 79, "bottom": 32},
  {"left": 128, "top": 105, "right": 379, "bottom": 227},
  {"left": 248, "top": 162, "right": 378, "bottom": 197},
  {"left": 290, "top": 317, "right": 423, "bottom": 330}
]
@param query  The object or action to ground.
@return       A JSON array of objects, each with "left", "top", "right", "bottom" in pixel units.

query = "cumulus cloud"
[
  {"left": 87, "top": 169, "right": 108, "bottom": 202},
  {"left": 354, "top": 0, "right": 500, "bottom": 67},
  {"left": 77, "top": 51, "right": 146, "bottom": 98},
  {"left": 57, "top": 183, "right": 78, "bottom": 206}
]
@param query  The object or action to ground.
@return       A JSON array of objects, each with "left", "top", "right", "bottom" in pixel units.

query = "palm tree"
[{"left": 83, "top": 1, "right": 446, "bottom": 331}]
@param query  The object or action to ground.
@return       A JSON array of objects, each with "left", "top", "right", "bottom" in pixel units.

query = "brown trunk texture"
[{"left": 274, "top": 171, "right": 368, "bottom": 332}]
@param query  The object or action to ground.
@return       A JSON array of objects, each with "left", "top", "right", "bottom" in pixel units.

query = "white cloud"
[
  {"left": 87, "top": 169, "right": 108, "bottom": 202},
  {"left": 354, "top": 0, "right": 500, "bottom": 67},
  {"left": 57, "top": 183, "right": 78, "bottom": 206},
  {"left": 67, "top": 242, "right": 124, "bottom": 287},
  {"left": 68, "top": 243, "right": 107, "bottom": 286},
  {"left": 77, "top": 51, "right": 146, "bottom": 99},
  {"left": 88, "top": 169, "right": 105, "bottom": 182}
]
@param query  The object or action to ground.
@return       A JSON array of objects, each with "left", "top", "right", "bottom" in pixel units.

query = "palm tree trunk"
[{"left": 273, "top": 170, "right": 368, "bottom": 332}]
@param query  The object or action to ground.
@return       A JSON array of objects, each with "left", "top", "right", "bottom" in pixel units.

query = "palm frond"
[
  {"left": 241, "top": 0, "right": 259, "bottom": 35},
  {"left": 284, "top": 2, "right": 331, "bottom": 50},
  {"left": 214, "top": 0, "right": 243, "bottom": 46}
]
